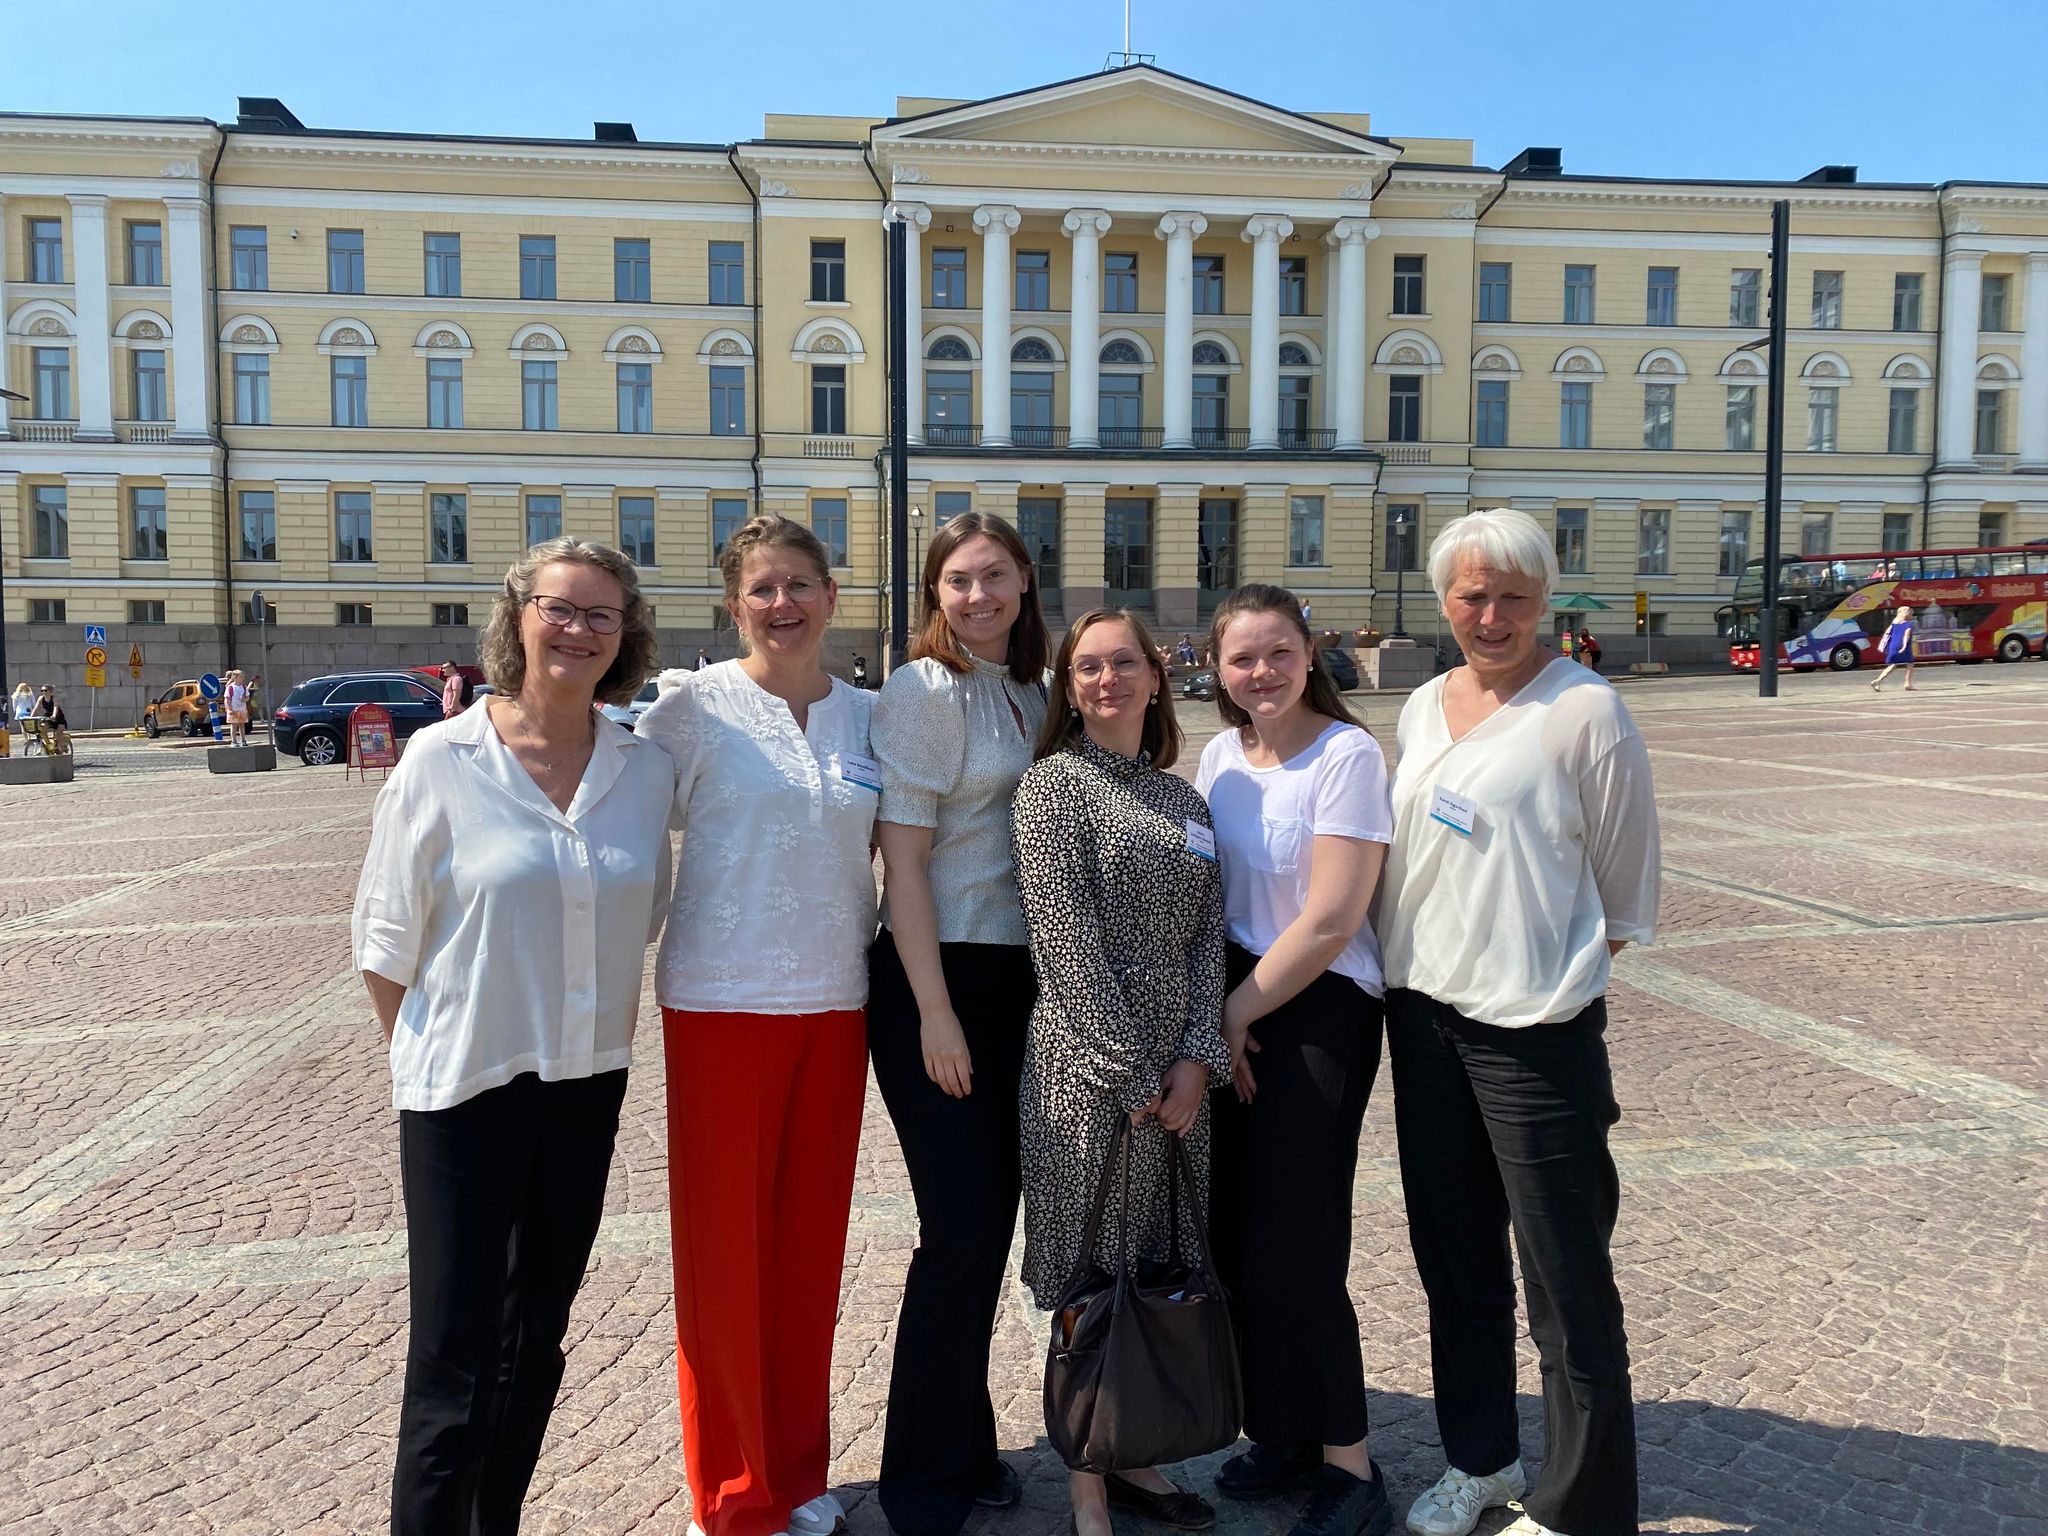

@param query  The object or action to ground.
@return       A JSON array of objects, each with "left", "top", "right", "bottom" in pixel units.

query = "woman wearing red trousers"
[{"left": 635, "top": 514, "right": 880, "bottom": 1536}]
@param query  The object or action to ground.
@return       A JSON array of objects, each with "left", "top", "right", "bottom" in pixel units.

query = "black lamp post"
[
  {"left": 0, "top": 385, "right": 28, "bottom": 697},
  {"left": 1392, "top": 505, "right": 1414, "bottom": 636}
]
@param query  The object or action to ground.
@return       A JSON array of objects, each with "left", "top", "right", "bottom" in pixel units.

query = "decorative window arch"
[
  {"left": 1373, "top": 328, "right": 1444, "bottom": 375},
  {"left": 1011, "top": 331, "right": 1062, "bottom": 365},
  {"left": 1099, "top": 330, "right": 1155, "bottom": 371},
  {"left": 8, "top": 298, "right": 79, "bottom": 343},
  {"left": 698, "top": 327, "right": 755, "bottom": 367},
  {"left": 791, "top": 315, "right": 867, "bottom": 364},
  {"left": 1976, "top": 354, "right": 2020, "bottom": 388},
  {"left": 413, "top": 321, "right": 475, "bottom": 359},
  {"left": 1278, "top": 340, "right": 1315, "bottom": 369},
  {"left": 317, "top": 317, "right": 378, "bottom": 357},
  {"left": 603, "top": 325, "right": 664, "bottom": 364},
  {"left": 1191, "top": 332, "right": 1239, "bottom": 369},
  {"left": 1471, "top": 344, "right": 1522, "bottom": 380},
  {"left": 1800, "top": 351, "right": 1852, "bottom": 384},
  {"left": 1551, "top": 345, "right": 1606, "bottom": 381},
  {"left": 1634, "top": 347, "right": 1688, "bottom": 383},
  {"left": 509, "top": 322, "right": 570, "bottom": 360},
  {"left": 219, "top": 313, "right": 280, "bottom": 354},
  {"left": 1102, "top": 339, "right": 1144, "bottom": 365},
  {"left": 926, "top": 334, "right": 974, "bottom": 362},
  {"left": 1882, "top": 354, "right": 1932, "bottom": 387},
  {"left": 1718, "top": 349, "right": 1768, "bottom": 382},
  {"left": 112, "top": 310, "right": 173, "bottom": 350}
]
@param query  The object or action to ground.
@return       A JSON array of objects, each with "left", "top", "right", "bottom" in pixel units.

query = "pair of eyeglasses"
[
  {"left": 1071, "top": 654, "right": 1149, "bottom": 682},
  {"left": 526, "top": 594, "right": 625, "bottom": 634},
  {"left": 740, "top": 577, "right": 825, "bottom": 610}
]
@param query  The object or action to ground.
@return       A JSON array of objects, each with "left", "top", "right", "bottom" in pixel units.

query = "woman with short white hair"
[{"left": 1376, "top": 508, "right": 1660, "bottom": 1536}]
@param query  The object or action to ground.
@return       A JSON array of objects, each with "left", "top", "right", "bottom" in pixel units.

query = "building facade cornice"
[{"left": 223, "top": 133, "right": 733, "bottom": 178}]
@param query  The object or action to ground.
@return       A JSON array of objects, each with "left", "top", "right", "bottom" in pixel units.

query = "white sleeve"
[
  {"left": 350, "top": 759, "right": 441, "bottom": 985},
  {"left": 1579, "top": 730, "right": 1661, "bottom": 944},
  {"left": 634, "top": 675, "right": 707, "bottom": 830},
  {"left": 1310, "top": 730, "right": 1394, "bottom": 844}
]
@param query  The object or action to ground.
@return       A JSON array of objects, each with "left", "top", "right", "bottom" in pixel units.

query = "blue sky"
[{"left": 5, "top": 0, "right": 2042, "bottom": 184}]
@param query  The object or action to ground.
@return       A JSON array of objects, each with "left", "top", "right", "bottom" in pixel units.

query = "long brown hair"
[
  {"left": 1035, "top": 609, "right": 1182, "bottom": 771},
  {"left": 1206, "top": 583, "right": 1365, "bottom": 737},
  {"left": 911, "top": 512, "right": 1051, "bottom": 685}
]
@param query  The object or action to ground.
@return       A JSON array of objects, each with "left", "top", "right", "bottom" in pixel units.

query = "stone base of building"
[
  {"left": 207, "top": 745, "right": 277, "bottom": 774},
  {"left": 0, "top": 755, "right": 75, "bottom": 786},
  {"left": 1361, "top": 639, "right": 1436, "bottom": 691}
]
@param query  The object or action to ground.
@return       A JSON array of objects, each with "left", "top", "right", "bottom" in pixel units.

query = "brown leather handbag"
[{"left": 1044, "top": 1117, "right": 1243, "bottom": 1473}]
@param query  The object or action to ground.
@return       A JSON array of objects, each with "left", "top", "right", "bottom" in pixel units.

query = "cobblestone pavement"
[{"left": 3, "top": 667, "right": 2045, "bottom": 1536}]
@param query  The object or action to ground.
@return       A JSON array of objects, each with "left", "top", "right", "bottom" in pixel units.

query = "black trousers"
[
  {"left": 1386, "top": 990, "right": 1637, "bottom": 1536},
  {"left": 1208, "top": 943, "right": 1380, "bottom": 1449},
  {"left": 391, "top": 1069, "right": 628, "bottom": 1536},
  {"left": 868, "top": 933, "right": 1034, "bottom": 1536}
]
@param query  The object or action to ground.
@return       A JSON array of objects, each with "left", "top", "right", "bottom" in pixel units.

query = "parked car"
[
  {"left": 1178, "top": 648, "right": 1357, "bottom": 703},
  {"left": 599, "top": 677, "right": 660, "bottom": 731},
  {"left": 1179, "top": 669, "right": 1218, "bottom": 702},
  {"left": 273, "top": 671, "right": 447, "bottom": 766},
  {"left": 143, "top": 680, "right": 213, "bottom": 738}
]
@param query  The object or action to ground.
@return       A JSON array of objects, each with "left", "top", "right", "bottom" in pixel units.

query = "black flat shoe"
[
  {"left": 974, "top": 1459, "right": 1024, "bottom": 1509},
  {"left": 1284, "top": 1462, "right": 1391, "bottom": 1536},
  {"left": 1104, "top": 1474, "right": 1215, "bottom": 1530},
  {"left": 1215, "top": 1442, "right": 1320, "bottom": 1501}
]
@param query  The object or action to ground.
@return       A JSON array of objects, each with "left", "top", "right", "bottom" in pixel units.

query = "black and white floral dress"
[{"left": 1010, "top": 735, "right": 1233, "bottom": 1309}]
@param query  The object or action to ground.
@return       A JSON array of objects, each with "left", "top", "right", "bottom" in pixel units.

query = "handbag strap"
[
  {"left": 1167, "top": 1133, "right": 1231, "bottom": 1301},
  {"left": 1068, "top": 1115, "right": 1133, "bottom": 1293}
]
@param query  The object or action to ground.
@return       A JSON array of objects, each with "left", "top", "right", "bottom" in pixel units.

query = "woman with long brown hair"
[{"left": 868, "top": 512, "right": 1052, "bottom": 1535}]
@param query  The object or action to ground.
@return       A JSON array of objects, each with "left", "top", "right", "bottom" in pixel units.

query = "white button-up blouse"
[{"left": 351, "top": 702, "right": 677, "bottom": 1112}]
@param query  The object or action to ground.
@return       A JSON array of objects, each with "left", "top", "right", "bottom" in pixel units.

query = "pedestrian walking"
[
  {"left": 1871, "top": 604, "right": 1916, "bottom": 691},
  {"left": 438, "top": 659, "right": 467, "bottom": 719},
  {"left": 868, "top": 513, "right": 1051, "bottom": 1535},
  {"left": 224, "top": 670, "right": 251, "bottom": 746},
  {"left": 1196, "top": 584, "right": 1395, "bottom": 1536},
  {"left": 1011, "top": 608, "right": 1232, "bottom": 1536},
  {"left": 351, "top": 537, "right": 672, "bottom": 1536},
  {"left": 634, "top": 515, "right": 879, "bottom": 1536},
  {"left": 1376, "top": 509, "right": 1661, "bottom": 1536},
  {"left": 695, "top": 646, "right": 711, "bottom": 670},
  {"left": 9, "top": 682, "right": 34, "bottom": 747},
  {"left": 1576, "top": 628, "right": 1602, "bottom": 673}
]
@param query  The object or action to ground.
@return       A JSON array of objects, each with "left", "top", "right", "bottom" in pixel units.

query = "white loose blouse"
[
  {"left": 351, "top": 703, "right": 677, "bottom": 1113},
  {"left": 635, "top": 660, "right": 879, "bottom": 1014},
  {"left": 1377, "top": 658, "right": 1661, "bottom": 1027}
]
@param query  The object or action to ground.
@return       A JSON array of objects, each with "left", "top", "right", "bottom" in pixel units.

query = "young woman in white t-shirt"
[{"left": 1193, "top": 584, "right": 1395, "bottom": 1536}]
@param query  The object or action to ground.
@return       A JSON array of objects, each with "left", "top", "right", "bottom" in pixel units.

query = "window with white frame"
[
  {"left": 1559, "top": 381, "right": 1591, "bottom": 449},
  {"left": 424, "top": 233, "right": 461, "bottom": 297},
  {"left": 1887, "top": 388, "right": 1918, "bottom": 454},
  {"left": 1881, "top": 511, "right": 1912, "bottom": 551},
  {"left": 131, "top": 349, "right": 168, "bottom": 421},
  {"left": 1555, "top": 507, "right": 1588, "bottom": 574},
  {"left": 1392, "top": 254, "right": 1426, "bottom": 315},
  {"left": 1563, "top": 264, "right": 1595, "bottom": 323},
  {"left": 520, "top": 235, "right": 556, "bottom": 300},
  {"left": 331, "top": 355, "right": 368, "bottom": 427},
  {"left": 430, "top": 492, "right": 469, "bottom": 564},
  {"left": 233, "top": 354, "right": 269, "bottom": 424},
  {"left": 1643, "top": 383, "right": 1675, "bottom": 449},
  {"left": 1636, "top": 507, "right": 1670, "bottom": 575},
  {"left": 526, "top": 494, "right": 562, "bottom": 545},
  {"left": 617, "top": 362, "right": 653, "bottom": 433},
  {"left": 1975, "top": 389, "right": 2004, "bottom": 454},
  {"left": 1807, "top": 387, "right": 1839, "bottom": 451},
  {"left": 28, "top": 599, "right": 66, "bottom": 623},
  {"left": 711, "top": 366, "right": 746, "bottom": 435},
  {"left": 231, "top": 227, "right": 268, "bottom": 291},
  {"left": 1729, "top": 268, "right": 1761, "bottom": 327},
  {"left": 28, "top": 219, "right": 64, "bottom": 283},
  {"left": 1801, "top": 509, "right": 1831, "bottom": 556},
  {"left": 1279, "top": 374, "right": 1313, "bottom": 444},
  {"left": 127, "top": 221, "right": 163, "bottom": 286},
  {"left": 618, "top": 497, "right": 656, "bottom": 565},
  {"left": 1726, "top": 384, "right": 1756, "bottom": 449},
  {"left": 712, "top": 497, "right": 746, "bottom": 559},
  {"left": 336, "top": 603, "right": 373, "bottom": 627},
  {"left": 1279, "top": 256, "right": 1307, "bottom": 316},
  {"left": 1811, "top": 271, "right": 1843, "bottom": 329},
  {"left": 811, "top": 497, "right": 848, "bottom": 567},
  {"left": 1892, "top": 273, "right": 1922, "bottom": 331},
  {"left": 615, "top": 238, "right": 651, "bottom": 303},
  {"left": 1288, "top": 495, "right": 1325, "bottom": 566},
  {"left": 1475, "top": 378, "right": 1508, "bottom": 447},
  {"left": 811, "top": 365, "right": 847, "bottom": 433},
  {"left": 1014, "top": 250, "right": 1050, "bottom": 311},
  {"left": 335, "top": 490, "right": 374, "bottom": 561},
  {"left": 1193, "top": 255, "right": 1225, "bottom": 315},
  {"left": 433, "top": 603, "right": 469, "bottom": 628},
  {"left": 931, "top": 248, "right": 967, "bottom": 308},
  {"left": 1979, "top": 510, "right": 2007, "bottom": 548},
  {"left": 1478, "top": 262, "right": 1511, "bottom": 322},
  {"left": 522, "top": 361, "right": 558, "bottom": 430},
  {"left": 1718, "top": 510, "right": 1750, "bottom": 577},
  {"left": 1103, "top": 251, "right": 1138, "bottom": 312},
  {"left": 1385, "top": 502, "right": 1420, "bottom": 571},
  {"left": 32, "top": 347, "right": 71, "bottom": 419},
  {"left": 1646, "top": 267, "right": 1678, "bottom": 326},
  {"left": 427, "top": 358, "right": 463, "bottom": 429},
  {"left": 1980, "top": 274, "right": 2011, "bottom": 331},
  {"left": 129, "top": 600, "right": 166, "bottom": 625},
  {"left": 1018, "top": 496, "right": 1061, "bottom": 588},
  {"left": 130, "top": 486, "right": 168, "bottom": 560},
  {"left": 328, "top": 229, "right": 365, "bottom": 294},
  {"left": 810, "top": 240, "right": 846, "bottom": 303},
  {"left": 709, "top": 241, "right": 744, "bottom": 305},
  {"left": 1388, "top": 375, "right": 1422, "bottom": 442},
  {"left": 238, "top": 490, "right": 275, "bottom": 562}
]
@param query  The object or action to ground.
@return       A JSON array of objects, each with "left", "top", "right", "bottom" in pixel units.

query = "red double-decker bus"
[{"left": 1722, "top": 543, "right": 2048, "bottom": 672}]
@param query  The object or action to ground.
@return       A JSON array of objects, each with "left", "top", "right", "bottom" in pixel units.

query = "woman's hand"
[
  {"left": 921, "top": 1009, "right": 974, "bottom": 1098},
  {"left": 1130, "top": 1091, "right": 1163, "bottom": 1128},
  {"left": 1155, "top": 1059, "right": 1209, "bottom": 1136},
  {"left": 1221, "top": 992, "right": 1261, "bottom": 1104}
]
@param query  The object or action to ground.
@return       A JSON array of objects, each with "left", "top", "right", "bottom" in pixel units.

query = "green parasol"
[{"left": 1552, "top": 593, "right": 1612, "bottom": 611}]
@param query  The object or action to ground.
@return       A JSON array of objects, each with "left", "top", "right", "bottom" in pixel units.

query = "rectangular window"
[
  {"left": 1018, "top": 496, "right": 1061, "bottom": 589},
  {"left": 811, "top": 497, "right": 848, "bottom": 568},
  {"left": 130, "top": 485, "right": 168, "bottom": 560},
  {"left": 1560, "top": 382, "right": 1591, "bottom": 448},
  {"left": 1892, "top": 272, "right": 1923, "bottom": 331},
  {"left": 233, "top": 354, "right": 269, "bottom": 424},
  {"left": 335, "top": 603, "right": 373, "bottom": 627},
  {"left": 615, "top": 237, "right": 652, "bottom": 302},
  {"left": 430, "top": 492, "right": 469, "bottom": 564},
  {"left": 709, "top": 240, "right": 746, "bottom": 305},
  {"left": 1103, "top": 251, "right": 1138, "bottom": 312},
  {"left": 931, "top": 248, "right": 967, "bottom": 309},
  {"left": 1646, "top": 267, "right": 1679, "bottom": 326},
  {"left": 1887, "top": 388, "right": 1919, "bottom": 454},
  {"left": 619, "top": 496, "right": 656, "bottom": 566},
  {"left": 1104, "top": 497, "right": 1153, "bottom": 605},
  {"left": 424, "top": 233, "right": 461, "bottom": 297},
  {"left": 1278, "top": 375, "right": 1313, "bottom": 445},
  {"left": 520, "top": 235, "right": 556, "bottom": 300},
  {"left": 1726, "top": 384, "right": 1756, "bottom": 449},
  {"left": 230, "top": 226, "right": 268, "bottom": 291},
  {"left": 1098, "top": 374, "right": 1142, "bottom": 445},
  {"left": 30, "top": 485, "right": 67, "bottom": 559},
  {"left": 328, "top": 229, "right": 365, "bottom": 294},
  {"left": 1978, "top": 511, "right": 2006, "bottom": 548},
  {"left": 1193, "top": 254, "right": 1225, "bottom": 315},
  {"left": 617, "top": 362, "right": 653, "bottom": 433},
  {"left": 1475, "top": 378, "right": 1508, "bottom": 447},
  {"left": 1976, "top": 389, "right": 2004, "bottom": 454},
  {"left": 1811, "top": 270, "right": 1843, "bottom": 329},
  {"left": 331, "top": 355, "right": 368, "bottom": 428},
  {"left": 32, "top": 347, "right": 70, "bottom": 419},
  {"left": 1643, "top": 383, "right": 1675, "bottom": 449},
  {"left": 522, "top": 361, "right": 558, "bottom": 430},
  {"left": 810, "top": 239, "right": 846, "bottom": 303},
  {"left": 1801, "top": 510, "right": 1831, "bottom": 557},
  {"left": 1718, "top": 510, "right": 1750, "bottom": 577},
  {"left": 127, "top": 221, "right": 163, "bottom": 286},
  {"left": 1981, "top": 274, "right": 2011, "bottom": 331},
  {"left": 1882, "top": 511, "right": 1913, "bottom": 551},
  {"left": 711, "top": 365, "right": 747, "bottom": 435},
  {"left": 934, "top": 492, "right": 972, "bottom": 525},
  {"left": 1392, "top": 254, "right": 1426, "bottom": 315},
  {"left": 1192, "top": 373, "right": 1229, "bottom": 447},
  {"left": 810, "top": 364, "right": 846, "bottom": 433},
  {"left": 1012, "top": 372, "right": 1054, "bottom": 442},
  {"left": 1279, "top": 256, "right": 1307, "bottom": 316},
  {"left": 1199, "top": 498, "right": 1238, "bottom": 596},
  {"left": 1807, "top": 387, "right": 1839, "bottom": 451},
  {"left": 712, "top": 497, "right": 746, "bottom": 560},
  {"left": 426, "top": 358, "right": 463, "bottom": 429},
  {"left": 1563, "top": 264, "right": 1596, "bottom": 323},
  {"left": 526, "top": 494, "right": 562, "bottom": 546},
  {"left": 1637, "top": 507, "right": 1671, "bottom": 575},
  {"left": 1388, "top": 374, "right": 1422, "bottom": 442},
  {"left": 1385, "top": 503, "right": 1421, "bottom": 572},
  {"left": 1555, "top": 506, "right": 1588, "bottom": 574},
  {"left": 28, "top": 218, "right": 63, "bottom": 283},
  {"left": 1014, "top": 250, "right": 1050, "bottom": 311},
  {"left": 1729, "top": 268, "right": 1761, "bottom": 327},
  {"left": 433, "top": 603, "right": 469, "bottom": 629},
  {"left": 28, "top": 599, "right": 66, "bottom": 623},
  {"left": 335, "top": 490, "right": 374, "bottom": 561},
  {"left": 131, "top": 349, "right": 168, "bottom": 421},
  {"left": 1478, "top": 262, "right": 1511, "bottom": 322},
  {"left": 238, "top": 490, "right": 275, "bottom": 562},
  {"left": 128, "top": 600, "right": 166, "bottom": 625},
  {"left": 1288, "top": 495, "right": 1326, "bottom": 567}
]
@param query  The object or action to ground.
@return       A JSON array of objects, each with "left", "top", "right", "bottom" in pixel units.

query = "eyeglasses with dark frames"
[{"left": 525, "top": 594, "right": 626, "bottom": 635}]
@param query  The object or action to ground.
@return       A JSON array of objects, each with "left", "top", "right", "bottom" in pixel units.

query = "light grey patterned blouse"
[{"left": 871, "top": 654, "right": 1047, "bottom": 947}]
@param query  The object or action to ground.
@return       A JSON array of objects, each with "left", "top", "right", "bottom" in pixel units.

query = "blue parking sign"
[{"left": 84, "top": 624, "right": 107, "bottom": 646}]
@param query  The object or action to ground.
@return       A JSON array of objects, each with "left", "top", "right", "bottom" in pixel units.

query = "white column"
[
  {"left": 1328, "top": 217, "right": 1377, "bottom": 451},
  {"left": 1321, "top": 236, "right": 1342, "bottom": 433},
  {"left": 1156, "top": 211, "right": 1207, "bottom": 449},
  {"left": 165, "top": 196, "right": 212, "bottom": 442},
  {"left": 1063, "top": 209, "right": 1110, "bottom": 449},
  {"left": 1937, "top": 246, "right": 1984, "bottom": 469},
  {"left": 0, "top": 192, "right": 10, "bottom": 437},
  {"left": 68, "top": 193, "right": 114, "bottom": 440},
  {"left": 975, "top": 204, "right": 1020, "bottom": 446},
  {"left": 2018, "top": 251, "right": 2048, "bottom": 471},
  {"left": 886, "top": 202, "right": 931, "bottom": 445},
  {"left": 1243, "top": 215, "right": 1294, "bottom": 448}
]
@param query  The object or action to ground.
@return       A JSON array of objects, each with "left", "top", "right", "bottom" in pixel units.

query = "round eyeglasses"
[{"left": 526, "top": 594, "right": 625, "bottom": 635}]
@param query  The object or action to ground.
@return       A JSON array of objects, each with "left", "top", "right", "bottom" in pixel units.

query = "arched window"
[
  {"left": 1192, "top": 340, "right": 1230, "bottom": 366},
  {"left": 927, "top": 335, "right": 972, "bottom": 362},
  {"left": 1101, "top": 338, "right": 1144, "bottom": 366},
  {"left": 1011, "top": 336, "right": 1054, "bottom": 363},
  {"left": 1278, "top": 342, "right": 1310, "bottom": 367}
]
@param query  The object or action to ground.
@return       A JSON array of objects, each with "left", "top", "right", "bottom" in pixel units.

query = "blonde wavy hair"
[{"left": 480, "top": 537, "right": 658, "bottom": 707}]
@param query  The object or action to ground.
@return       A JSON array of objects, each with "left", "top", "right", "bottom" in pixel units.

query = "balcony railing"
[
  {"left": 13, "top": 420, "right": 77, "bottom": 443},
  {"left": 802, "top": 436, "right": 859, "bottom": 460},
  {"left": 923, "top": 422, "right": 981, "bottom": 447},
  {"left": 1095, "top": 426, "right": 1167, "bottom": 450},
  {"left": 1010, "top": 424, "right": 1068, "bottom": 449},
  {"left": 118, "top": 420, "right": 173, "bottom": 444},
  {"left": 1373, "top": 442, "right": 1434, "bottom": 464},
  {"left": 913, "top": 422, "right": 1352, "bottom": 456}
]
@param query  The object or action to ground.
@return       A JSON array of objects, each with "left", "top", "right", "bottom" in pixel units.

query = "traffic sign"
[
  {"left": 128, "top": 644, "right": 143, "bottom": 668},
  {"left": 199, "top": 673, "right": 223, "bottom": 699},
  {"left": 129, "top": 664, "right": 143, "bottom": 681},
  {"left": 85, "top": 666, "right": 107, "bottom": 689},
  {"left": 83, "top": 624, "right": 107, "bottom": 646},
  {"left": 85, "top": 645, "right": 108, "bottom": 668},
  {"left": 1634, "top": 591, "right": 1649, "bottom": 617}
]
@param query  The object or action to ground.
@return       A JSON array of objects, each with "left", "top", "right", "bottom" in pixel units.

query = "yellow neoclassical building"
[{"left": 4, "top": 65, "right": 2046, "bottom": 691}]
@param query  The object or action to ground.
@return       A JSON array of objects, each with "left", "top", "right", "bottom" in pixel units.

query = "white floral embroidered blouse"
[{"left": 636, "top": 660, "right": 879, "bottom": 1014}]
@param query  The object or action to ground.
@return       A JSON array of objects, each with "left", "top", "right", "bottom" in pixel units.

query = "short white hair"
[{"left": 1427, "top": 508, "right": 1560, "bottom": 603}]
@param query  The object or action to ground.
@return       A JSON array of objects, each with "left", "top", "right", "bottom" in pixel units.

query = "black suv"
[{"left": 273, "top": 671, "right": 446, "bottom": 766}]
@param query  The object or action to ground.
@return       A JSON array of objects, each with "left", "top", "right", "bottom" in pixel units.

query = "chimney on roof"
[
  {"left": 1800, "top": 164, "right": 1858, "bottom": 184},
  {"left": 594, "top": 122, "right": 638, "bottom": 143},
  {"left": 236, "top": 97, "right": 304, "bottom": 132},
  {"left": 1503, "top": 146, "right": 1562, "bottom": 177}
]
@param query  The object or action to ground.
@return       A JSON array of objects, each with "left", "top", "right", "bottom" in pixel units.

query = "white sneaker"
[
  {"left": 1498, "top": 1517, "right": 1563, "bottom": 1536},
  {"left": 1404, "top": 1460, "right": 1529, "bottom": 1536},
  {"left": 787, "top": 1493, "right": 846, "bottom": 1536}
]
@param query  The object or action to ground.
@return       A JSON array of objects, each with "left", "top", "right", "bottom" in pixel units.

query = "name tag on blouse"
[
  {"left": 835, "top": 752, "right": 883, "bottom": 792},
  {"left": 1429, "top": 787, "right": 1478, "bottom": 837},
  {"left": 1185, "top": 819, "right": 1217, "bottom": 862}
]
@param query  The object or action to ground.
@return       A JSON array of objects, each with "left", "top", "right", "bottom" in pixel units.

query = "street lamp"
[
  {"left": 0, "top": 385, "right": 27, "bottom": 700},
  {"left": 1392, "top": 505, "right": 1415, "bottom": 637}
]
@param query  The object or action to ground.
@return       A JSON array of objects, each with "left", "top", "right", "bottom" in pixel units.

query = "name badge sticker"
[
  {"left": 837, "top": 751, "right": 883, "bottom": 792},
  {"left": 1185, "top": 819, "right": 1218, "bottom": 862},
  {"left": 1429, "top": 786, "right": 1478, "bottom": 837}
]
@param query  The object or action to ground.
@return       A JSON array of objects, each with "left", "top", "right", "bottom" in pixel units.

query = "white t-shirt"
[
  {"left": 1195, "top": 718, "right": 1394, "bottom": 995},
  {"left": 1376, "top": 658, "right": 1661, "bottom": 1028}
]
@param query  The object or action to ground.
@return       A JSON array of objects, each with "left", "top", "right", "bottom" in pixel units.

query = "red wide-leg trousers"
[{"left": 662, "top": 1007, "right": 867, "bottom": 1536}]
